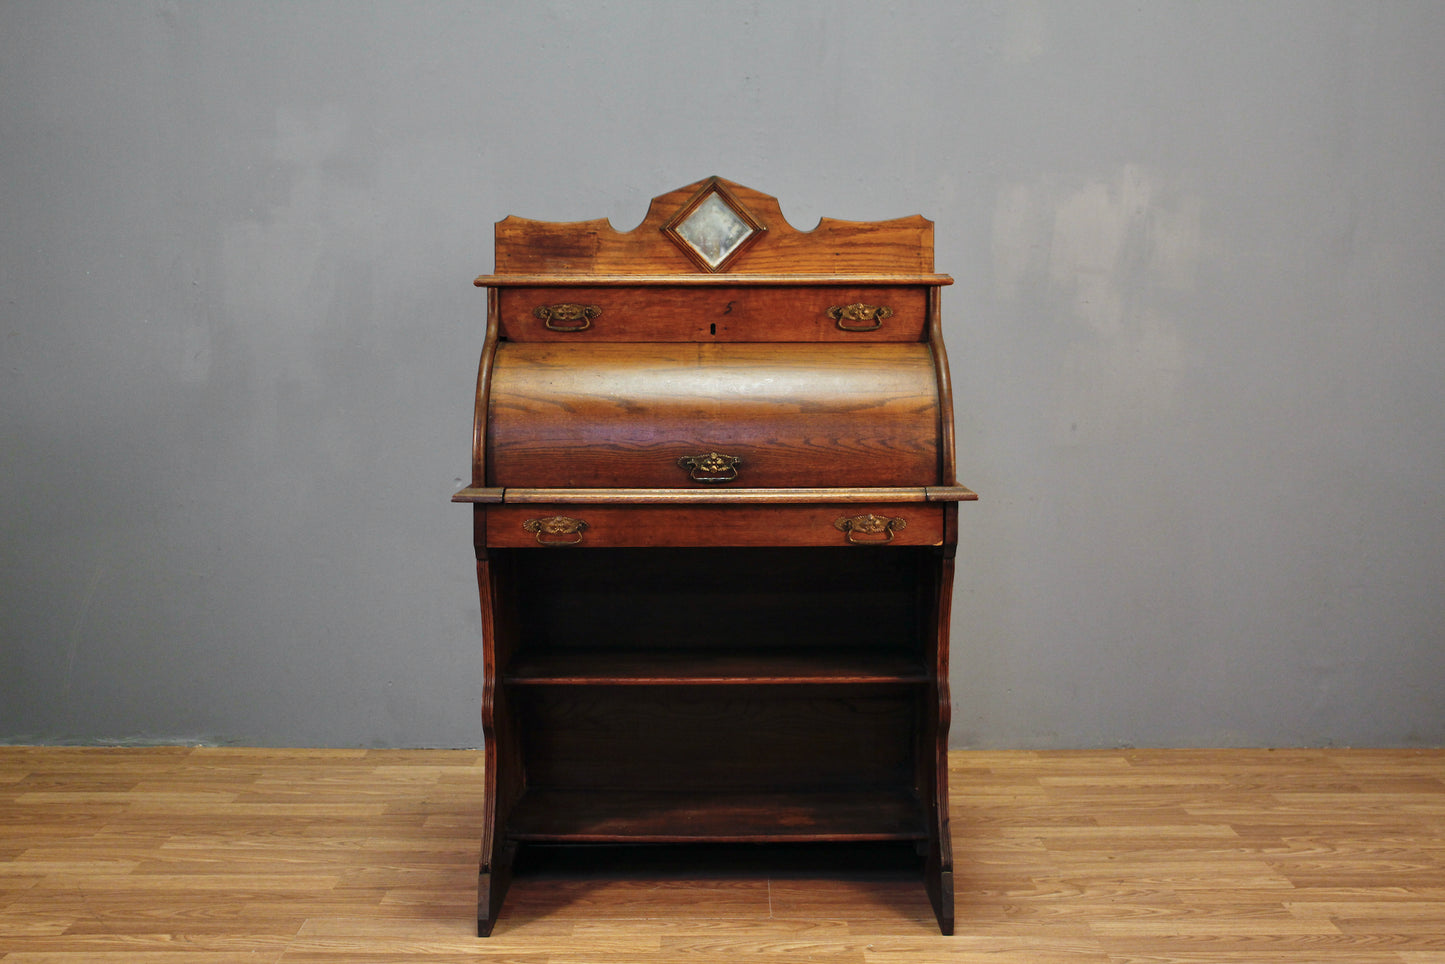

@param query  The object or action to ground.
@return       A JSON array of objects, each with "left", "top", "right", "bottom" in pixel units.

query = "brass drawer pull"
[
  {"left": 678, "top": 451, "right": 742, "bottom": 483},
  {"left": 826, "top": 302, "right": 893, "bottom": 332},
  {"left": 834, "top": 513, "right": 906, "bottom": 545},
  {"left": 523, "top": 516, "right": 589, "bottom": 546},
  {"left": 533, "top": 303, "right": 601, "bottom": 332}
]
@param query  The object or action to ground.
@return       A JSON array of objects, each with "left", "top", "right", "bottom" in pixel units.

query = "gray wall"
[{"left": 3, "top": 2, "right": 1442, "bottom": 748}]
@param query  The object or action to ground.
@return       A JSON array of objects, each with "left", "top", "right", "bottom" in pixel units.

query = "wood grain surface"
[
  {"left": 2, "top": 746, "right": 1442, "bottom": 961},
  {"left": 486, "top": 342, "right": 941, "bottom": 488}
]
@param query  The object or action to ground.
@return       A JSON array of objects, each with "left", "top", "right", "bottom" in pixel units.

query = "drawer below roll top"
[
  {"left": 485, "top": 504, "right": 945, "bottom": 549},
  {"left": 485, "top": 342, "right": 942, "bottom": 489}
]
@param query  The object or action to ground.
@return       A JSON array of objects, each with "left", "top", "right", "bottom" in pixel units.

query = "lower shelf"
[{"left": 506, "top": 787, "right": 927, "bottom": 843}]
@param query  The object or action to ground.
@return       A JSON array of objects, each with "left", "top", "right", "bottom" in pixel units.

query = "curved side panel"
[
  {"left": 470, "top": 296, "right": 501, "bottom": 488},
  {"left": 475, "top": 551, "right": 524, "bottom": 936},
  {"left": 925, "top": 529, "right": 956, "bottom": 935},
  {"left": 928, "top": 287, "right": 959, "bottom": 488}
]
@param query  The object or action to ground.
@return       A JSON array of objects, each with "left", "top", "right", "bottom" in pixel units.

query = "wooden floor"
[{"left": 1, "top": 747, "right": 1442, "bottom": 962}]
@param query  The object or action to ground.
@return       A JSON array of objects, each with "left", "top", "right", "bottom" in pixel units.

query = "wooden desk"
[{"left": 456, "top": 177, "right": 973, "bottom": 936}]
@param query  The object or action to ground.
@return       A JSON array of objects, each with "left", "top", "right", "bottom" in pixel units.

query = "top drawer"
[{"left": 497, "top": 286, "right": 927, "bottom": 342}]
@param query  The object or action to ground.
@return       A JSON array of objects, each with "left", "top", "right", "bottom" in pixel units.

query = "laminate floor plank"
[{"left": 1, "top": 747, "right": 1442, "bottom": 962}]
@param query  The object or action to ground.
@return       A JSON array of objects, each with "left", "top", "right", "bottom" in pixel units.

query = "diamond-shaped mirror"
[{"left": 662, "top": 178, "right": 766, "bottom": 272}]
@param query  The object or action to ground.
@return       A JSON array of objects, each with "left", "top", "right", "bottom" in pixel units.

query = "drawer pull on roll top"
[
  {"left": 678, "top": 451, "right": 743, "bottom": 483},
  {"left": 533, "top": 303, "right": 601, "bottom": 332},
  {"left": 826, "top": 302, "right": 894, "bottom": 332},
  {"left": 523, "top": 516, "right": 589, "bottom": 545},
  {"left": 834, "top": 513, "right": 907, "bottom": 545}
]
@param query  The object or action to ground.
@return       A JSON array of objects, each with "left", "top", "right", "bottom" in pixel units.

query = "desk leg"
[
  {"left": 478, "top": 839, "right": 517, "bottom": 937},
  {"left": 925, "top": 542, "right": 956, "bottom": 935}
]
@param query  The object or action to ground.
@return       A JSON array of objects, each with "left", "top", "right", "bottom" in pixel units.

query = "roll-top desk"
[{"left": 454, "top": 177, "right": 974, "bottom": 935}]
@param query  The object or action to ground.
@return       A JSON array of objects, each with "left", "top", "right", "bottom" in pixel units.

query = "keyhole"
[{"left": 710, "top": 323, "right": 716, "bottom": 335}]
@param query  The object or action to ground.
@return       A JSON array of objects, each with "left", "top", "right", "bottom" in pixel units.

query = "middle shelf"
[{"left": 505, "top": 648, "right": 930, "bottom": 686}]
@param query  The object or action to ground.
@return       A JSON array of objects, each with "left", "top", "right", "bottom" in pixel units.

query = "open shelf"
[
  {"left": 507, "top": 787, "right": 928, "bottom": 843},
  {"left": 508, "top": 546, "right": 932, "bottom": 656},
  {"left": 510, "top": 685, "right": 919, "bottom": 792}
]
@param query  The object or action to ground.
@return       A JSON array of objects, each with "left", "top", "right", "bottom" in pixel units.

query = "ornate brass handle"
[
  {"left": 677, "top": 451, "right": 742, "bottom": 483},
  {"left": 523, "top": 516, "right": 589, "bottom": 546},
  {"left": 826, "top": 302, "right": 894, "bottom": 332},
  {"left": 533, "top": 303, "right": 600, "bottom": 332},
  {"left": 834, "top": 513, "right": 907, "bottom": 545}
]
